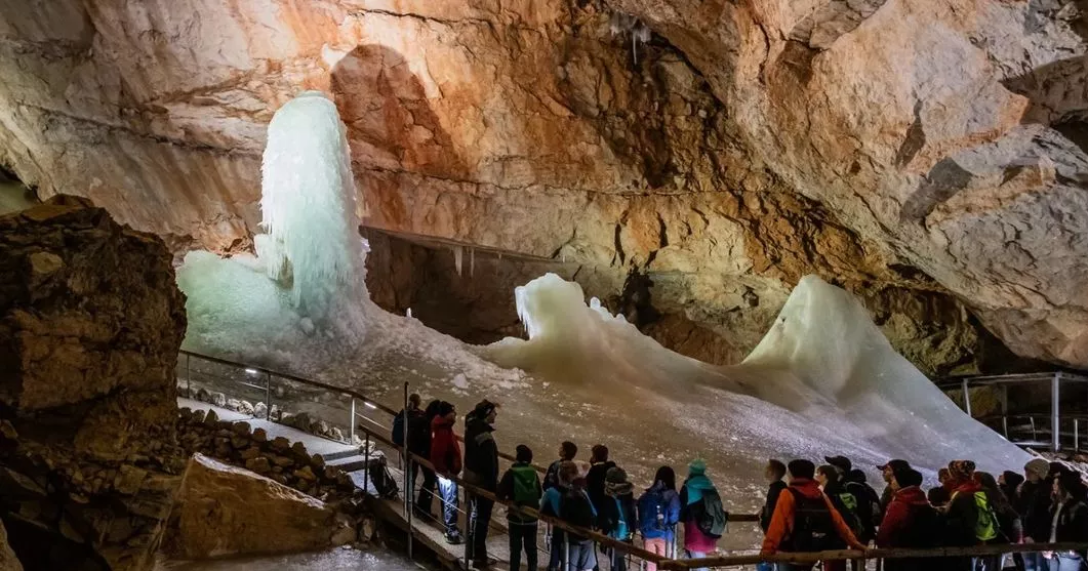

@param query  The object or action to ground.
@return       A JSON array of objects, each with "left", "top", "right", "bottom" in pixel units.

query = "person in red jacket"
[
  {"left": 762, "top": 460, "right": 867, "bottom": 571},
  {"left": 877, "top": 468, "right": 940, "bottom": 571},
  {"left": 430, "top": 401, "right": 464, "bottom": 544}
]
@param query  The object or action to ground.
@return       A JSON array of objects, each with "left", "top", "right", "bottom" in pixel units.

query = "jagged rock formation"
[
  {"left": 164, "top": 454, "right": 354, "bottom": 559},
  {"left": 0, "top": 520, "right": 22, "bottom": 571},
  {"left": 0, "top": 196, "right": 187, "bottom": 571},
  {"left": 1, "top": 0, "right": 1085, "bottom": 370}
]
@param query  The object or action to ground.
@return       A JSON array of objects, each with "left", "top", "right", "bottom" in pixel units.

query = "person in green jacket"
[{"left": 498, "top": 444, "right": 543, "bottom": 571}]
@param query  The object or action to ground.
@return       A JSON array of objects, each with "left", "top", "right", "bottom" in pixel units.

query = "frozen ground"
[
  {"left": 176, "top": 91, "right": 1032, "bottom": 551},
  {"left": 159, "top": 547, "right": 424, "bottom": 571}
]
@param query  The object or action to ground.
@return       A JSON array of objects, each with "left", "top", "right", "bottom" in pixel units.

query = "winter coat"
[
  {"left": 560, "top": 485, "right": 598, "bottom": 541},
  {"left": 541, "top": 484, "right": 568, "bottom": 542},
  {"left": 844, "top": 479, "right": 881, "bottom": 541},
  {"left": 1018, "top": 479, "right": 1054, "bottom": 541},
  {"left": 761, "top": 478, "right": 864, "bottom": 555},
  {"left": 429, "top": 416, "right": 462, "bottom": 476},
  {"left": 601, "top": 490, "right": 638, "bottom": 541},
  {"left": 984, "top": 488, "right": 1022, "bottom": 543},
  {"left": 544, "top": 459, "right": 563, "bottom": 491},
  {"left": 463, "top": 414, "right": 498, "bottom": 490},
  {"left": 761, "top": 480, "right": 788, "bottom": 533},
  {"left": 498, "top": 462, "right": 542, "bottom": 524},
  {"left": 639, "top": 482, "right": 681, "bottom": 541},
  {"left": 680, "top": 475, "right": 720, "bottom": 553},
  {"left": 586, "top": 460, "right": 616, "bottom": 514},
  {"left": 877, "top": 486, "right": 942, "bottom": 571},
  {"left": 406, "top": 409, "right": 430, "bottom": 457},
  {"left": 1050, "top": 497, "right": 1088, "bottom": 543}
]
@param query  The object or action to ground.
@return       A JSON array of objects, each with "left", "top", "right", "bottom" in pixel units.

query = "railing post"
[
  {"left": 962, "top": 378, "right": 973, "bottom": 417},
  {"left": 564, "top": 534, "right": 570, "bottom": 571},
  {"left": 363, "top": 431, "right": 370, "bottom": 496},
  {"left": 349, "top": 398, "right": 356, "bottom": 444},
  {"left": 1053, "top": 372, "right": 1062, "bottom": 452},
  {"left": 406, "top": 456, "right": 414, "bottom": 561},
  {"left": 1002, "top": 385, "right": 1009, "bottom": 439},
  {"left": 185, "top": 353, "right": 192, "bottom": 398},
  {"left": 265, "top": 372, "right": 272, "bottom": 421}
]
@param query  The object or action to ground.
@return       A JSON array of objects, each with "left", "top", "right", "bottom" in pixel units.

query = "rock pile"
[
  {"left": 176, "top": 407, "right": 362, "bottom": 501},
  {"left": 0, "top": 196, "right": 188, "bottom": 571},
  {"left": 184, "top": 384, "right": 356, "bottom": 444}
]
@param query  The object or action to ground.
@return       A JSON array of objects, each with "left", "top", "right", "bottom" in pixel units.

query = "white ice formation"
[{"left": 176, "top": 93, "right": 1030, "bottom": 544}]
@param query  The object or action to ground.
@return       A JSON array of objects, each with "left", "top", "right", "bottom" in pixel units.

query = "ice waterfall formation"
[{"left": 176, "top": 91, "right": 370, "bottom": 358}]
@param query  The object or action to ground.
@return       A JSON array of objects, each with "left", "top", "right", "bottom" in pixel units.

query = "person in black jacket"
[
  {"left": 497, "top": 445, "right": 543, "bottom": 571},
  {"left": 1019, "top": 459, "right": 1055, "bottom": 571},
  {"left": 409, "top": 398, "right": 437, "bottom": 518},
  {"left": 464, "top": 400, "right": 499, "bottom": 569},
  {"left": 586, "top": 445, "right": 616, "bottom": 571},
  {"left": 545, "top": 441, "right": 578, "bottom": 491},
  {"left": 759, "top": 460, "right": 788, "bottom": 571},
  {"left": 1048, "top": 471, "right": 1088, "bottom": 571},
  {"left": 600, "top": 467, "right": 637, "bottom": 571}
]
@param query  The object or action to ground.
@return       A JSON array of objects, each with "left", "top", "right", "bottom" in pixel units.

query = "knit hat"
[
  {"left": 606, "top": 467, "right": 628, "bottom": 484},
  {"left": 948, "top": 460, "right": 976, "bottom": 481},
  {"left": 688, "top": 458, "right": 707, "bottom": 475},
  {"left": 1025, "top": 458, "right": 1050, "bottom": 480},
  {"left": 472, "top": 399, "right": 498, "bottom": 418},
  {"left": 825, "top": 456, "right": 852, "bottom": 473},
  {"left": 605, "top": 467, "right": 634, "bottom": 497}
]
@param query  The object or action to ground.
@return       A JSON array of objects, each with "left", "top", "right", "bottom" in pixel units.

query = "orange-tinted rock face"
[{"left": 0, "top": 0, "right": 1084, "bottom": 369}]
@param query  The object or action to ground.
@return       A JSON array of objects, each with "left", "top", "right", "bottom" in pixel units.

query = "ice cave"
[{"left": 2, "top": 2, "right": 1088, "bottom": 571}]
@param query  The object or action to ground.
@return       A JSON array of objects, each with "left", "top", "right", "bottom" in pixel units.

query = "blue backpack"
[{"left": 639, "top": 490, "right": 670, "bottom": 534}]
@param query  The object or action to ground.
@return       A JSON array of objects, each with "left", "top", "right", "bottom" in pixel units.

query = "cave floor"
[{"left": 161, "top": 546, "right": 425, "bottom": 570}]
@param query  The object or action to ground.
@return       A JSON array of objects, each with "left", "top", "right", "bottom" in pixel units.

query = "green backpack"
[
  {"left": 972, "top": 492, "right": 999, "bottom": 542},
  {"left": 511, "top": 465, "right": 540, "bottom": 505}
]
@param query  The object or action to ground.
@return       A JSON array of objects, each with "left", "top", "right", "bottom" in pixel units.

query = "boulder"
[
  {"left": 165, "top": 454, "right": 351, "bottom": 559},
  {"left": 0, "top": 519, "right": 23, "bottom": 571}
]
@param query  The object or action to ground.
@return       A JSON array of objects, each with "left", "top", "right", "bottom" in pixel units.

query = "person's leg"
[
  {"left": 686, "top": 550, "right": 708, "bottom": 571},
  {"left": 472, "top": 497, "right": 494, "bottom": 563},
  {"left": 509, "top": 523, "right": 523, "bottom": 571},
  {"left": 549, "top": 531, "right": 563, "bottom": 571},
  {"left": 1057, "top": 554, "right": 1084, "bottom": 571},
  {"left": 525, "top": 523, "right": 538, "bottom": 571},
  {"left": 417, "top": 467, "right": 436, "bottom": 515},
  {"left": 644, "top": 538, "right": 665, "bottom": 571}
]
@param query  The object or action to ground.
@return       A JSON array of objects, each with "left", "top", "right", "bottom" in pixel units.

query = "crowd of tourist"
[{"left": 389, "top": 396, "right": 1088, "bottom": 571}]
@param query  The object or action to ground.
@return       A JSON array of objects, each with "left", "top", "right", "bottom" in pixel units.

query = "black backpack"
[
  {"left": 783, "top": 488, "right": 836, "bottom": 552},
  {"left": 900, "top": 502, "right": 942, "bottom": 548},
  {"left": 561, "top": 488, "right": 598, "bottom": 533},
  {"left": 689, "top": 488, "right": 729, "bottom": 539}
]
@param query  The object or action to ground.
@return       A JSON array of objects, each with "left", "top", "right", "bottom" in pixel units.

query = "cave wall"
[{"left": 0, "top": 0, "right": 1083, "bottom": 372}]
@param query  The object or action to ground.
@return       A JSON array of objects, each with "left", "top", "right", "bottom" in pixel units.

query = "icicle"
[
  {"left": 406, "top": 307, "right": 413, "bottom": 319},
  {"left": 469, "top": 247, "right": 475, "bottom": 278},
  {"left": 453, "top": 245, "right": 464, "bottom": 277}
]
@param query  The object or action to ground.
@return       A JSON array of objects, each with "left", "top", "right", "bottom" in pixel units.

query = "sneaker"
[
  {"left": 444, "top": 530, "right": 463, "bottom": 545},
  {"left": 471, "top": 560, "right": 490, "bottom": 570}
]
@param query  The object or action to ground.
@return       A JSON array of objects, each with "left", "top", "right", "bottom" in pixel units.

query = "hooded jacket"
[
  {"left": 1050, "top": 496, "right": 1088, "bottom": 543},
  {"left": 680, "top": 472, "right": 720, "bottom": 552},
  {"left": 1018, "top": 479, "right": 1054, "bottom": 541},
  {"left": 944, "top": 479, "right": 983, "bottom": 547},
  {"left": 877, "top": 486, "right": 938, "bottom": 548},
  {"left": 429, "top": 415, "right": 462, "bottom": 476},
  {"left": 498, "top": 462, "right": 542, "bottom": 525},
  {"left": 639, "top": 482, "right": 681, "bottom": 541},
  {"left": 761, "top": 479, "right": 865, "bottom": 555},
  {"left": 586, "top": 460, "right": 617, "bottom": 514},
  {"left": 463, "top": 413, "right": 498, "bottom": 490},
  {"left": 761, "top": 480, "right": 788, "bottom": 533}
]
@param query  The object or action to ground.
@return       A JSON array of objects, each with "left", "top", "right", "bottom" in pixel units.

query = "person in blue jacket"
[
  {"left": 638, "top": 466, "right": 681, "bottom": 571},
  {"left": 541, "top": 461, "right": 578, "bottom": 571}
]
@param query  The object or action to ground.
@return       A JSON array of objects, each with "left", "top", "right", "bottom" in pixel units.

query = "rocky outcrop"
[
  {"left": 165, "top": 454, "right": 354, "bottom": 560},
  {"left": 0, "top": 197, "right": 188, "bottom": 571},
  {"left": 0, "top": 1, "right": 1084, "bottom": 369},
  {"left": 0, "top": 520, "right": 22, "bottom": 571}
]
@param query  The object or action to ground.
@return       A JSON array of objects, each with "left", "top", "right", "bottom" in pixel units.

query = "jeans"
[
  {"left": 509, "top": 522, "right": 537, "bottom": 571},
  {"left": 1051, "top": 554, "right": 1085, "bottom": 571},
  {"left": 437, "top": 476, "right": 459, "bottom": 532},
  {"left": 568, "top": 540, "right": 596, "bottom": 571},
  {"left": 411, "top": 463, "right": 437, "bottom": 516},
  {"left": 687, "top": 550, "right": 708, "bottom": 571},
  {"left": 1025, "top": 553, "right": 1049, "bottom": 571},
  {"left": 608, "top": 540, "right": 631, "bottom": 571},
  {"left": 645, "top": 538, "right": 668, "bottom": 571},
  {"left": 469, "top": 493, "right": 494, "bottom": 562}
]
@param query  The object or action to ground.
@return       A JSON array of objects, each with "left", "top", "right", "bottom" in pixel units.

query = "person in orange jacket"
[{"left": 761, "top": 459, "right": 867, "bottom": 571}]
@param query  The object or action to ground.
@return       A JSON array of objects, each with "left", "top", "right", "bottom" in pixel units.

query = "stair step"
[
  {"left": 327, "top": 455, "right": 372, "bottom": 472},
  {"left": 320, "top": 447, "right": 362, "bottom": 461}
]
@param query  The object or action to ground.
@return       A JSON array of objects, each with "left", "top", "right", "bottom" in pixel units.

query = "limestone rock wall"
[
  {"left": 0, "top": 197, "right": 188, "bottom": 571},
  {"left": 0, "top": 519, "right": 21, "bottom": 571},
  {"left": 0, "top": 0, "right": 1084, "bottom": 370}
]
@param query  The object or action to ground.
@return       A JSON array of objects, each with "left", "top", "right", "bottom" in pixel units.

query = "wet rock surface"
[{"left": 0, "top": 1, "right": 1085, "bottom": 369}]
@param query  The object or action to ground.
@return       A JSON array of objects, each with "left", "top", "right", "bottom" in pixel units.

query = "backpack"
[
  {"left": 367, "top": 455, "right": 399, "bottom": 499},
  {"left": 612, "top": 497, "right": 633, "bottom": 540},
  {"left": 783, "top": 488, "right": 836, "bottom": 552},
  {"left": 834, "top": 492, "right": 865, "bottom": 537},
  {"left": 391, "top": 410, "right": 406, "bottom": 446},
  {"left": 511, "top": 465, "right": 540, "bottom": 505},
  {"left": 950, "top": 490, "right": 999, "bottom": 542},
  {"left": 561, "top": 488, "right": 598, "bottom": 531},
  {"left": 639, "top": 490, "right": 670, "bottom": 534},
  {"left": 845, "top": 481, "right": 882, "bottom": 528},
  {"left": 690, "top": 488, "right": 728, "bottom": 539},
  {"left": 900, "top": 503, "right": 941, "bottom": 548}
]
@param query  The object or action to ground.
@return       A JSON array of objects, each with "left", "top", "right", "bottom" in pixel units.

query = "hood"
[
  {"left": 954, "top": 479, "right": 982, "bottom": 495},
  {"left": 894, "top": 486, "right": 929, "bottom": 505},
  {"left": 432, "top": 415, "right": 455, "bottom": 430},
  {"left": 465, "top": 414, "right": 493, "bottom": 432},
  {"left": 788, "top": 478, "right": 824, "bottom": 499}
]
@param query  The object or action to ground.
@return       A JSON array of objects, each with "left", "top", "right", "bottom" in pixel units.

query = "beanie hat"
[
  {"left": 1025, "top": 459, "right": 1050, "bottom": 480},
  {"left": 688, "top": 458, "right": 707, "bottom": 476},
  {"left": 606, "top": 466, "right": 628, "bottom": 484},
  {"left": 948, "top": 460, "right": 976, "bottom": 481},
  {"left": 473, "top": 399, "right": 497, "bottom": 418}
]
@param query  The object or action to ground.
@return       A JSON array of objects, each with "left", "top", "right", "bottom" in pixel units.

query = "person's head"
[
  {"left": 1025, "top": 458, "right": 1050, "bottom": 483},
  {"left": 558, "top": 461, "right": 580, "bottom": 488},
  {"left": 974, "top": 471, "right": 999, "bottom": 491},
  {"left": 845, "top": 469, "right": 867, "bottom": 484},
  {"left": 654, "top": 466, "right": 677, "bottom": 491},
  {"left": 892, "top": 468, "right": 923, "bottom": 490},
  {"left": 825, "top": 456, "right": 852, "bottom": 474},
  {"left": 437, "top": 401, "right": 456, "bottom": 421},
  {"left": 473, "top": 400, "right": 498, "bottom": 424},
  {"left": 816, "top": 465, "right": 840, "bottom": 488},
  {"left": 408, "top": 393, "right": 421, "bottom": 409},
  {"left": 947, "top": 460, "right": 976, "bottom": 484},
  {"left": 1056, "top": 471, "right": 1087, "bottom": 502},
  {"left": 938, "top": 468, "right": 951, "bottom": 484},
  {"left": 928, "top": 486, "right": 951, "bottom": 507},
  {"left": 880, "top": 459, "right": 911, "bottom": 483},
  {"left": 688, "top": 458, "right": 708, "bottom": 478},
  {"left": 606, "top": 467, "right": 629, "bottom": 485},
  {"left": 425, "top": 399, "right": 442, "bottom": 420},
  {"left": 788, "top": 459, "right": 816, "bottom": 482},
  {"left": 766, "top": 459, "right": 787, "bottom": 483},
  {"left": 1050, "top": 462, "right": 1069, "bottom": 479},
  {"left": 516, "top": 444, "right": 533, "bottom": 464},
  {"left": 559, "top": 441, "right": 578, "bottom": 461},
  {"left": 591, "top": 444, "right": 609, "bottom": 463},
  {"left": 1001, "top": 470, "right": 1025, "bottom": 492}
]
